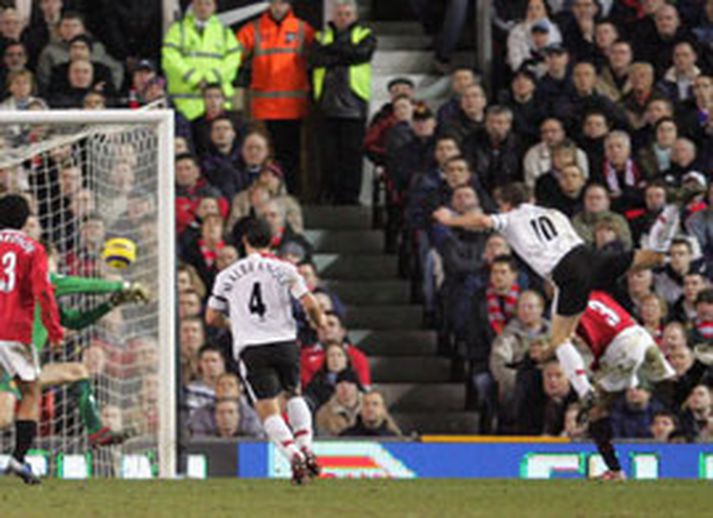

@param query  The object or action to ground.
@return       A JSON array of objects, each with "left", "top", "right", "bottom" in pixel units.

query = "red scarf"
[
  {"left": 486, "top": 283, "right": 519, "bottom": 334},
  {"left": 696, "top": 320, "right": 713, "bottom": 340},
  {"left": 603, "top": 159, "right": 640, "bottom": 195},
  {"left": 199, "top": 239, "right": 224, "bottom": 268},
  {"left": 270, "top": 227, "right": 285, "bottom": 249}
]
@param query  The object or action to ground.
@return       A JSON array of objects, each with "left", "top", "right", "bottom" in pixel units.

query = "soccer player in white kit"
[
  {"left": 434, "top": 182, "right": 678, "bottom": 404},
  {"left": 205, "top": 219, "right": 328, "bottom": 484}
]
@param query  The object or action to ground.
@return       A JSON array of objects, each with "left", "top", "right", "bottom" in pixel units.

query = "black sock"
[
  {"left": 590, "top": 418, "right": 621, "bottom": 472},
  {"left": 12, "top": 420, "right": 37, "bottom": 463}
]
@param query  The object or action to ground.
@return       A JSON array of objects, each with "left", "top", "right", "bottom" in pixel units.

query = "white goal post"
[{"left": 0, "top": 110, "right": 176, "bottom": 479}]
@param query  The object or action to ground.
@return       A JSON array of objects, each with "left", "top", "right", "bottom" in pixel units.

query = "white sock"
[
  {"left": 286, "top": 397, "right": 313, "bottom": 452},
  {"left": 263, "top": 414, "right": 302, "bottom": 461},
  {"left": 555, "top": 341, "right": 593, "bottom": 398}
]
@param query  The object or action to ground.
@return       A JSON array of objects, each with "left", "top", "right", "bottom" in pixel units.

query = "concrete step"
[
  {"left": 324, "top": 279, "right": 410, "bottom": 305},
  {"left": 314, "top": 254, "right": 397, "bottom": 280},
  {"left": 371, "top": 21, "right": 424, "bottom": 35},
  {"left": 373, "top": 50, "right": 435, "bottom": 73},
  {"left": 377, "top": 382, "right": 466, "bottom": 412},
  {"left": 349, "top": 329, "right": 437, "bottom": 356},
  {"left": 304, "top": 229, "right": 383, "bottom": 254},
  {"left": 302, "top": 205, "right": 372, "bottom": 230},
  {"left": 392, "top": 411, "right": 479, "bottom": 435},
  {"left": 345, "top": 305, "right": 422, "bottom": 330},
  {"left": 378, "top": 34, "right": 431, "bottom": 50},
  {"left": 370, "top": 355, "right": 451, "bottom": 383}
]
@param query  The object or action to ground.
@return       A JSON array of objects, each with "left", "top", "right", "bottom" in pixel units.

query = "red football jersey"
[
  {"left": 0, "top": 229, "right": 62, "bottom": 344},
  {"left": 577, "top": 291, "right": 636, "bottom": 360}
]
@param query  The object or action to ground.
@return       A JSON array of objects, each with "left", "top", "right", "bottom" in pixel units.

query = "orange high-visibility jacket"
[{"left": 237, "top": 9, "right": 315, "bottom": 120}]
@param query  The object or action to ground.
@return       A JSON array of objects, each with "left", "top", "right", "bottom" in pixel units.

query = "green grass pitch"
[{"left": 0, "top": 479, "right": 709, "bottom": 517}]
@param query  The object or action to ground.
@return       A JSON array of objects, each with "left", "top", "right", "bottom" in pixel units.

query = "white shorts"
[
  {"left": 0, "top": 341, "right": 40, "bottom": 382},
  {"left": 595, "top": 326, "right": 673, "bottom": 392}
]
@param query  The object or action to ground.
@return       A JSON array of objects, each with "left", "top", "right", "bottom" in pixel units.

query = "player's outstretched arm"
[
  {"left": 300, "top": 292, "right": 328, "bottom": 332},
  {"left": 432, "top": 207, "right": 494, "bottom": 230}
]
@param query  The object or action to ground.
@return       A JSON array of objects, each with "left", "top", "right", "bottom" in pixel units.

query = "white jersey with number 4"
[
  {"left": 490, "top": 203, "right": 584, "bottom": 278},
  {"left": 208, "top": 253, "right": 309, "bottom": 355}
]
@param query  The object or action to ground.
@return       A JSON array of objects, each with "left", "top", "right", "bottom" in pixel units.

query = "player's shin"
[
  {"left": 589, "top": 417, "right": 622, "bottom": 473},
  {"left": 263, "top": 414, "right": 303, "bottom": 461},
  {"left": 69, "top": 379, "right": 102, "bottom": 435},
  {"left": 555, "top": 341, "right": 594, "bottom": 398},
  {"left": 286, "top": 396, "right": 313, "bottom": 451}
]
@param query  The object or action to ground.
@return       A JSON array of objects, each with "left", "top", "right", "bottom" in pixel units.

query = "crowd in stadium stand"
[{"left": 1, "top": 0, "right": 712, "bottom": 444}]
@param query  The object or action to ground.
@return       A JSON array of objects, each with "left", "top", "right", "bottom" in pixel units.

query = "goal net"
[{"left": 0, "top": 110, "right": 175, "bottom": 479}]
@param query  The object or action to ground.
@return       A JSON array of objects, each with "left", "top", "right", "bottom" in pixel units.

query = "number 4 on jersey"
[{"left": 248, "top": 282, "right": 267, "bottom": 318}]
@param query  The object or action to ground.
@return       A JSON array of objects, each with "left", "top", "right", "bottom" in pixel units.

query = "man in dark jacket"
[
  {"left": 200, "top": 116, "right": 249, "bottom": 201},
  {"left": 340, "top": 391, "right": 401, "bottom": 437},
  {"left": 311, "top": 1, "right": 377, "bottom": 204}
]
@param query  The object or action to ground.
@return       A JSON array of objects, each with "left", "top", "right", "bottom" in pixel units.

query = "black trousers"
[
  {"left": 321, "top": 117, "right": 366, "bottom": 205},
  {"left": 265, "top": 119, "right": 302, "bottom": 195}
]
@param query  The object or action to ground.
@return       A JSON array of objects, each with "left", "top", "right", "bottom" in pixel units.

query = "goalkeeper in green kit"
[{"left": 0, "top": 272, "right": 149, "bottom": 447}]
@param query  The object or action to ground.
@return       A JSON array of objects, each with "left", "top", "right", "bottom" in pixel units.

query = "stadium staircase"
[{"left": 304, "top": 206, "right": 478, "bottom": 434}]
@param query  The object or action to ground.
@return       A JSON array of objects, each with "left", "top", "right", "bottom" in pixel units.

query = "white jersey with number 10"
[
  {"left": 490, "top": 203, "right": 584, "bottom": 278},
  {"left": 208, "top": 253, "right": 309, "bottom": 355}
]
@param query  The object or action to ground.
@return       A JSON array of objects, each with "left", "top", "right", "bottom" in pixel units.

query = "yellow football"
[{"left": 102, "top": 237, "right": 137, "bottom": 269}]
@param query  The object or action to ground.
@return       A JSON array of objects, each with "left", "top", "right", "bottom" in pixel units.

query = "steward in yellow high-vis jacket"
[
  {"left": 311, "top": 2, "right": 376, "bottom": 205},
  {"left": 162, "top": 0, "right": 241, "bottom": 120}
]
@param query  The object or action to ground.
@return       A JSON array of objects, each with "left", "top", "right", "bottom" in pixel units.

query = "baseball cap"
[
  {"left": 544, "top": 43, "right": 567, "bottom": 55},
  {"left": 682, "top": 171, "right": 708, "bottom": 188},
  {"left": 136, "top": 59, "right": 156, "bottom": 73},
  {"left": 336, "top": 369, "right": 362, "bottom": 388},
  {"left": 513, "top": 67, "right": 537, "bottom": 83},
  {"left": 261, "top": 161, "right": 284, "bottom": 178},
  {"left": 531, "top": 20, "right": 550, "bottom": 34}
]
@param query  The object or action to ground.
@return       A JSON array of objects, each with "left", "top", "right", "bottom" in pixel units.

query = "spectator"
[
  {"left": 364, "top": 78, "right": 415, "bottom": 167},
  {"left": 182, "top": 213, "right": 226, "bottom": 289},
  {"left": 679, "top": 384, "right": 712, "bottom": 441},
  {"left": 315, "top": 369, "right": 363, "bottom": 436},
  {"left": 533, "top": 138, "right": 578, "bottom": 204},
  {"left": 577, "top": 110, "right": 610, "bottom": 177},
  {"left": 672, "top": 272, "right": 708, "bottom": 326},
  {"left": 436, "top": 68, "right": 478, "bottom": 128},
  {"left": 184, "top": 344, "right": 226, "bottom": 414},
  {"left": 162, "top": 0, "right": 241, "bottom": 121},
  {"left": 629, "top": 181, "right": 670, "bottom": 246},
  {"left": 187, "top": 373, "right": 263, "bottom": 438},
  {"left": 439, "top": 84, "right": 487, "bottom": 146},
  {"left": 687, "top": 183, "right": 713, "bottom": 271},
  {"left": 668, "top": 138, "right": 701, "bottom": 184},
  {"left": 658, "top": 41, "right": 701, "bottom": 103},
  {"left": 690, "top": 288, "right": 713, "bottom": 346},
  {"left": 0, "top": 8, "right": 24, "bottom": 58},
  {"left": 300, "top": 311, "right": 370, "bottom": 388},
  {"left": 36, "top": 11, "right": 122, "bottom": 94},
  {"left": 200, "top": 116, "right": 248, "bottom": 201},
  {"left": 592, "top": 19, "right": 619, "bottom": 69},
  {"left": 541, "top": 163, "right": 586, "bottom": 217},
  {"left": 498, "top": 68, "right": 543, "bottom": 147},
  {"left": 20, "top": 0, "right": 62, "bottom": 68},
  {"left": 639, "top": 293, "right": 668, "bottom": 344},
  {"left": 638, "top": 4, "right": 691, "bottom": 78},
  {"left": 179, "top": 289, "right": 203, "bottom": 319},
  {"left": 650, "top": 410, "right": 679, "bottom": 442},
  {"left": 596, "top": 40, "right": 633, "bottom": 103},
  {"left": 191, "top": 83, "right": 245, "bottom": 157},
  {"left": 601, "top": 130, "right": 645, "bottom": 212},
  {"left": 490, "top": 290, "right": 549, "bottom": 427},
  {"left": 304, "top": 343, "right": 351, "bottom": 412},
  {"left": 676, "top": 74, "right": 713, "bottom": 145},
  {"left": 388, "top": 105, "right": 437, "bottom": 196},
  {"left": 536, "top": 43, "right": 573, "bottom": 117},
  {"left": 237, "top": 0, "right": 315, "bottom": 193},
  {"left": 256, "top": 198, "right": 312, "bottom": 261},
  {"left": 638, "top": 117, "right": 678, "bottom": 180},
  {"left": 616, "top": 269, "right": 655, "bottom": 319},
  {"left": 0, "top": 40, "right": 28, "bottom": 99},
  {"left": 48, "top": 34, "right": 116, "bottom": 97},
  {"left": 82, "top": 90, "right": 106, "bottom": 110},
  {"left": 174, "top": 153, "right": 225, "bottom": 235},
  {"left": 516, "top": 359, "right": 577, "bottom": 435},
  {"left": 341, "top": 390, "right": 402, "bottom": 437},
  {"left": 507, "top": 0, "right": 563, "bottom": 72},
  {"left": 610, "top": 386, "right": 663, "bottom": 439},
  {"left": 312, "top": 0, "right": 376, "bottom": 206},
  {"left": 655, "top": 238, "right": 704, "bottom": 306},
  {"left": 572, "top": 183, "right": 633, "bottom": 249},
  {"left": 463, "top": 105, "right": 523, "bottom": 195},
  {"left": 0, "top": 69, "right": 43, "bottom": 110},
  {"left": 523, "top": 117, "right": 589, "bottom": 188}
]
